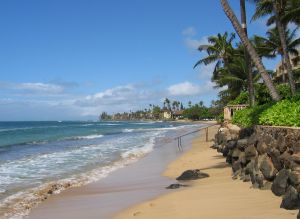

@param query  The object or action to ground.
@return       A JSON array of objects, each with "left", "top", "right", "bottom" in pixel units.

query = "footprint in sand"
[{"left": 133, "top": 211, "right": 141, "bottom": 216}]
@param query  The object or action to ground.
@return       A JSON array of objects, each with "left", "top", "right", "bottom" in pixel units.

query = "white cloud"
[
  {"left": 182, "top": 27, "right": 197, "bottom": 37},
  {"left": 167, "top": 81, "right": 215, "bottom": 97},
  {"left": 167, "top": 81, "right": 200, "bottom": 96},
  {"left": 0, "top": 82, "right": 71, "bottom": 94},
  {"left": 76, "top": 84, "right": 159, "bottom": 107}
]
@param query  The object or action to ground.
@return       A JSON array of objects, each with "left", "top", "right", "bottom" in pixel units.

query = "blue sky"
[{"left": 0, "top": 0, "right": 285, "bottom": 120}]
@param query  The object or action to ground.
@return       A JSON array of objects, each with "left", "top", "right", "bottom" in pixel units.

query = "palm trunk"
[
  {"left": 220, "top": 0, "right": 281, "bottom": 101},
  {"left": 240, "top": 0, "right": 255, "bottom": 106},
  {"left": 273, "top": 2, "right": 296, "bottom": 95},
  {"left": 280, "top": 54, "right": 286, "bottom": 83}
]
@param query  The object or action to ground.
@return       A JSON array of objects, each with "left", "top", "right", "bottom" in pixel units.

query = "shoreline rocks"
[
  {"left": 213, "top": 124, "right": 300, "bottom": 211},
  {"left": 176, "top": 169, "right": 209, "bottom": 181}
]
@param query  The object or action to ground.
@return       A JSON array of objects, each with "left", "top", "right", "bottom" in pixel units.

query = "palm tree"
[
  {"left": 220, "top": 0, "right": 281, "bottom": 101},
  {"left": 254, "top": 27, "right": 300, "bottom": 82},
  {"left": 251, "top": 0, "right": 296, "bottom": 95},
  {"left": 282, "top": 0, "right": 300, "bottom": 25},
  {"left": 194, "top": 32, "right": 236, "bottom": 72},
  {"left": 240, "top": 0, "right": 255, "bottom": 106}
]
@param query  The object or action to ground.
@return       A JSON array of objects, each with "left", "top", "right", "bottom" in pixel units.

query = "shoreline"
[
  {"left": 27, "top": 123, "right": 208, "bottom": 219},
  {"left": 113, "top": 125, "right": 298, "bottom": 219}
]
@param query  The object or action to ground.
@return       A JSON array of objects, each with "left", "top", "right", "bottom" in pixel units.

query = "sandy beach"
[{"left": 113, "top": 125, "right": 298, "bottom": 219}]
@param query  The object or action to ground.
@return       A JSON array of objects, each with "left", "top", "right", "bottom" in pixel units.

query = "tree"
[
  {"left": 252, "top": 0, "right": 296, "bottom": 95},
  {"left": 240, "top": 0, "right": 255, "bottom": 106},
  {"left": 194, "top": 32, "right": 236, "bottom": 72},
  {"left": 220, "top": 0, "right": 281, "bottom": 101},
  {"left": 254, "top": 27, "right": 300, "bottom": 82}
]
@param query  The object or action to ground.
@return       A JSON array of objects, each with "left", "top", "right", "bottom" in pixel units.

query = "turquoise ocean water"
[{"left": 0, "top": 121, "right": 203, "bottom": 218}]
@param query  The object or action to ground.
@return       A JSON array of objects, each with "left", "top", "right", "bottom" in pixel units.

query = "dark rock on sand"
[
  {"left": 297, "top": 209, "right": 300, "bottom": 219},
  {"left": 272, "top": 169, "right": 290, "bottom": 196},
  {"left": 166, "top": 184, "right": 188, "bottom": 189},
  {"left": 280, "top": 186, "right": 300, "bottom": 210},
  {"left": 176, "top": 169, "right": 209, "bottom": 181}
]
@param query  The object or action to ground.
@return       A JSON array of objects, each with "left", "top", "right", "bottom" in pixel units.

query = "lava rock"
[
  {"left": 237, "top": 139, "right": 248, "bottom": 151},
  {"left": 176, "top": 169, "right": 209, "bottom": 181},
  {"left": 259, "top": 155, "right": 278, "bottom": 181},
  {"left": 256, "top": 141, "right": 268, "bottom": 155},
  {"left": 271, "top": 169, "right": 290, "bottom": 196},
  {"left": 166, "top": 184, "right": 188, "bottom": 189},
  {"left": 280, "top": 186, "right": 300, "bottom": 210},
  {"left": 289, "top": 171, "right": 300, "bottom": 186},
  {"left": 245, "top": 145, "right": 257, "bottom": 162}
]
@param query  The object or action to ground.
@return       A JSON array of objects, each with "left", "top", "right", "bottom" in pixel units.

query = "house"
[
  {"left": 162, "top": 110, "right": 172, "bottom": 120},
  {"left": 173, "top": 110, "right": 184, "bottom": 120},
  {"left": 224, "top": 104, "right": 249, "bottom": 121},
  {"left": 275, "top": 53, "right": 300, "bottom": 83}
]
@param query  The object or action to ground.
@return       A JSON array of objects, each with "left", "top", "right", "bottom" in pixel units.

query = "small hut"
[{"left": 224, "top": 104, "right": 249, "bottom": 121}]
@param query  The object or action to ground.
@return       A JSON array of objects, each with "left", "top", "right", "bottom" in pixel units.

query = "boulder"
[
  {"left": 276, "top": 135, "right": 287, "bottom": 153},
  {"left": 232, "top": 160, "right": 241, "bottom": 173},
  {"left": 176, "top": 169, "right": 209, "bottom": 181},
  {"left": 166, "top": 184, "right": 188, "bottom": 189},
  {"left": 237, "top": 139, "right": 248, "bottom": 151},
  {"left": 271, "top": 169, "right": 291, "bottom": 196},
  {"left": 291, "top": 153, "right": 300, "bottom": 165},
  {"left": 256, "top": 141, "right": 268, "bottom": 155},
  {"left": 232, "top": 148, "right": 241, "bottom": 160},
  {"left": 260, "top": 155, "right": 277, "bottom": 180},
  {"left": 289, "top": 171, "right": 300, "bottom": 186},
  {"left": 292, "top": 142, "right": 300, "bottom": 154},
  {"left": 238, "top": 152, "right": 246, "bottom": 166},
  {"left": 280, "top": 185, "right": 300, "bottom": 210},
  {"left": 297, "top": 210, "right": 300, "bottom": 219},
  {"left": 268, "top": 148, "right": 282, "bottom": 171},
  {"left": 253, "top": 172, "right": 264, "bottom": 189},
  {"left": 245, "top": 145, "right": 257, "bottom": 162},
  {"left": 247, "top": 134, "right": 258, "bottom": 146},
  {"left": 226, "top": 140, "right": 237, "bottom": 150}
]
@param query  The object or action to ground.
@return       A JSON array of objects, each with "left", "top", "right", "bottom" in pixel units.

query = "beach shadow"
[{"left": 201, "top": 162, "right": 230, "bottom": 171}]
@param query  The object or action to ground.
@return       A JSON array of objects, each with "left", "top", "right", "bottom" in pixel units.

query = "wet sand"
[
  {"left": 114, "top": 125, "right": 298, "bottom": 219},
  {"left": 28, "top": 125, "right": 207, "bottom": 219}
]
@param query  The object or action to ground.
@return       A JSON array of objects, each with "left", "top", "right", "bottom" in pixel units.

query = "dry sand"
[{"left": 113, "top": 125, "right": 298, "bottom": 219}]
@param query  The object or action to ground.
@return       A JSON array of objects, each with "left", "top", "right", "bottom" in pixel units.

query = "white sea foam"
[
  {"left": 76, "top": 134, "right": 104, "bottom": 139},
  {"left": 123, "top": 129, "right": 134, "bottom": 133}
]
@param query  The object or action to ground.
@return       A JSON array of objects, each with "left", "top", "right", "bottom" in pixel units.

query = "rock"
[
  {"left": 226, "top": 140, "right": 237, "bottom": 150},
  {"left": 237, "top": 139, "right": 248, "bottom": 151},
  {"left": 277, "top": 135, "right": 287, "bottom": 153},
  {"left": 292, "top": 142, "right": 300, "bottom": 154},
  {"left": 256, "top": 141, "right": 268, "bottom": 155},
  {"left": 222, "top": 145, "right": 230, "bottom": 157},
  {"left": 245, "top": 145, "right": 257, "bottom": 162},
  {"left": 176, "top": 169, "right": 209, "bottom": 181},
  {"left": 291, "top": 153, "right": 300, "bottom": 164},
  {"left": 297, "top": 210, "right": 300, "bottom": 219},
  {"left": 166, "top": 184, "right": 188, "bottom": 189},
  {"left": 252, "top": 172, "right": 264, "bottom": 189},
  {"left": 259, "top": 155, "right": 278, "bottom": 180},
  {"left": 243, "top": 174, "right": 251, "bottom": 182},
  {"left": 247, "top": 134, "right": 258, "bottom": 146},
  {"left": 232, "top": 160, "right": 241, "bottom": 173},
  {"left": 238, "top": 152, "right": 246, "bottom": 166},
  {"left": 268, "top": 148, "right": 282, "bottom": 171},
  {"left": 261, "top": 181, "right": 272, "bottom": 190},
  {"left": 232, "top": 148, "right": 241, "bottom": 160},
  {"left": 280, "top": 185, "right": 300, "bottom": 210},
  {"left": 271, "top": 169, "right": 291, "bottom": 196},
  {"left": 289, "top": 171, "right": 300, "bottom": 186}
]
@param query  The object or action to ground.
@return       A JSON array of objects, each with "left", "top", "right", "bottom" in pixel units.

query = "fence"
[{"left": 174, "top": 124, "right": 217, "bottom": 151}]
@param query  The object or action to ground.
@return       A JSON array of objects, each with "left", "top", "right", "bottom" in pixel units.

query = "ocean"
[{"left": 0, "top": 121, "right": 204, "bottom": 218}]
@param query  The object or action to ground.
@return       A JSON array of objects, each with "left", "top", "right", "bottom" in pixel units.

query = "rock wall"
[{"left": 213, "top": 124, "right": 300, "bottom": 214}]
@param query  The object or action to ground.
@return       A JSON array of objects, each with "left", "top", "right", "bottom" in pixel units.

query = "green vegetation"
[
  {"left": 232, "top": 95, "right": 300, "bottom": 127},
  {"left": 193, "top": 0, "right": 300, "bottom": 127}
]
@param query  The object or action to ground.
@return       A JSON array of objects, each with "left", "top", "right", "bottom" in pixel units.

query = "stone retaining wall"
[{"left": 213, "top": 124, "right": 300, "bottom": 217}]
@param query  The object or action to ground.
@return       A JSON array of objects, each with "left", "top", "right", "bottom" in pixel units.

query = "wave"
[
  {"left": 75, "top": 134, "right": 104, "bottom": 140},
  {"left": 122, "top": 129, "right": 134, "bottom": 133},
  {"left": 0, "top": 137, "right": 157, "bottom": 219}
]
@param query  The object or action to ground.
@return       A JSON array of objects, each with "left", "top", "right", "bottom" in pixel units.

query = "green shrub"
[
  {"left": 229, "top": 91, "right": 249, "bottom": 105},
  {"left": 232, "top": 104, "right": 272, "bottom": 127},
  {"left": 259, "top": 99, "right": 300, "bottom": 126},
  {"left": 232, "top": 98, "right": 300, "bottom": 127}
]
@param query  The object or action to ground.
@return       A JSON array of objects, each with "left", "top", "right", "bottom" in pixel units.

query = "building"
[
  {"left": 224, "top": 104, "right": 249, "bottom": 121},
  {"left": 275, "top": 53, "right": 300, "bottom": 82},
  {"left": 162, "top": 110, "right": 172, "bottom": 120},
  {"left": 173, "top": 110, "right": 184, "bottom": 120}
]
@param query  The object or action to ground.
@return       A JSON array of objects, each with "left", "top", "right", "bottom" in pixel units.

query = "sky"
[{"left": 0, "top": 0, "right": 286, "bottom": 121}]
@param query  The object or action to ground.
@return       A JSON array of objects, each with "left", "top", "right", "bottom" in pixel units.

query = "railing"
[{"left": 174, "top": 124, "right": 217, "bottom": 151}]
